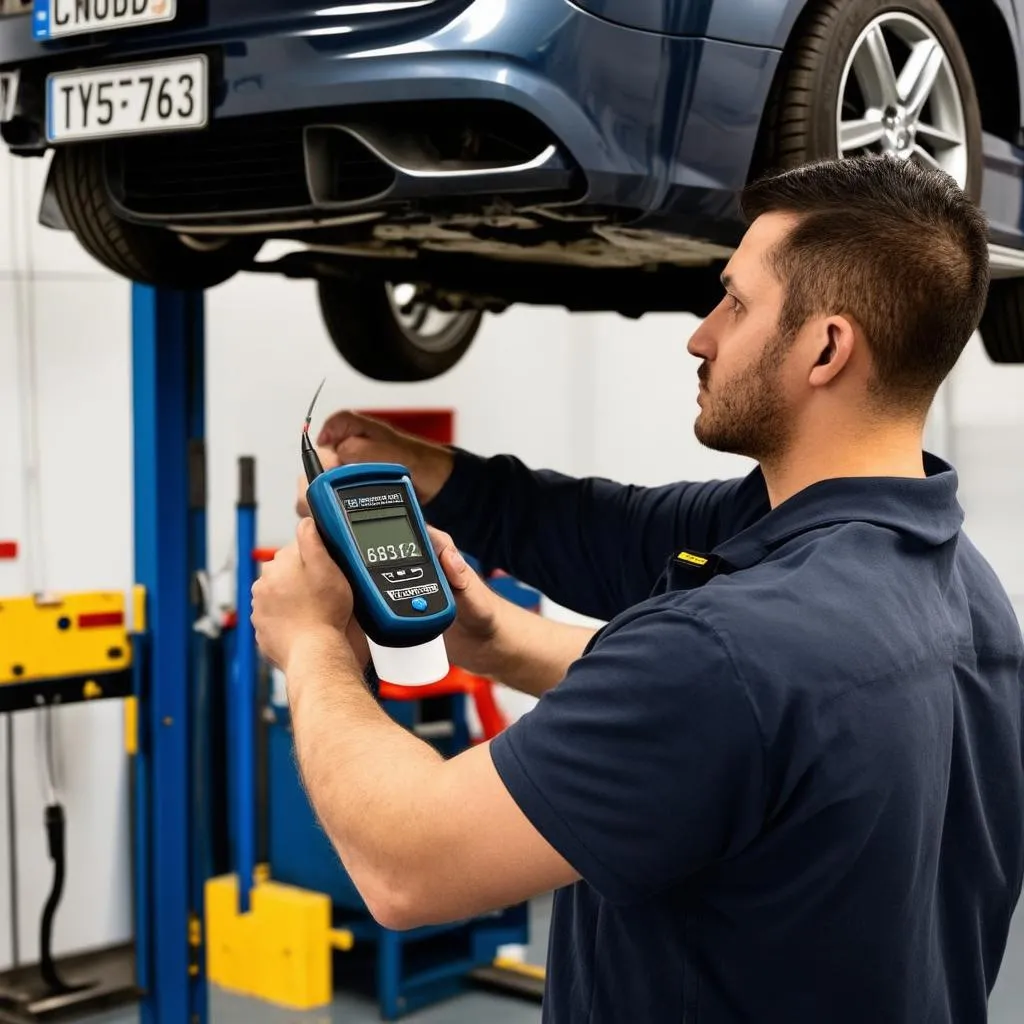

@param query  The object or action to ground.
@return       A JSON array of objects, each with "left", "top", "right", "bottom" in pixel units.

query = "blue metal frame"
[
  {"left": 131, "top": 284, "right": 208, "bottom": 1024},
  {"left": 232, "top": 470, "right": 258, "bottom": 914}
]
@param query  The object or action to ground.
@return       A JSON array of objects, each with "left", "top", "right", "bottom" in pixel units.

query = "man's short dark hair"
[{"left": 740, "top": 155, "right": 990, "bottom": 413}]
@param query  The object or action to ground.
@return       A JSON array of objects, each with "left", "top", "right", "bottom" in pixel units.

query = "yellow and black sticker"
[{"left": 676, "top": 551, "right": 709, "bottom": 567}]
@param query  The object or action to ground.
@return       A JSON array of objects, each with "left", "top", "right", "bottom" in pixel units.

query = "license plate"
[
  {"left": 0, "top": 70, "right": 17, "bottom": 123},
  {"left": 47, "top": 55, "right": 207, "bottom": 144},
  {"left": 33, "top": 0, "right": 176, "bottom": 41}
]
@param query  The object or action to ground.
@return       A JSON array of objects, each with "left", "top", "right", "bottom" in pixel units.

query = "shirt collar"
[{"left": 712, "top": 453, "right": 964, "bottom": 571}]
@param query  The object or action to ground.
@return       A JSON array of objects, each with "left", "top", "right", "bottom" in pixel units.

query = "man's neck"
[{"left": 759, "top": 423, "right": 928, "bottom": 509}]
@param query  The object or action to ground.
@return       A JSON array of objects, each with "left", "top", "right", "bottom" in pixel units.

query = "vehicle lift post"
[{"left": 131, "top": 283, "right": 210, "bottom": 1024}]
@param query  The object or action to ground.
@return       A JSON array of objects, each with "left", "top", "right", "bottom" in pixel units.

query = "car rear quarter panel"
[
  {"left": 988, "top": 0, "right": 1024, "bottom": 128},
  {"left": 566, "top": 0, "right": 803, "bottom": 45},
  {"left": 570, "top": 0, "right": 1024, "bottom": 101}
]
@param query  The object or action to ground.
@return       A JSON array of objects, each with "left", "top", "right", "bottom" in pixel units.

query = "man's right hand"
[
  {"left": 295, "top": 411, "right": 455, "bottom": 518},
  {"left": 429, "top": 525, "right": 597, "bottom": 699},
  {"left": 426, "top": 526, "right": 503, "bottom": 679}
]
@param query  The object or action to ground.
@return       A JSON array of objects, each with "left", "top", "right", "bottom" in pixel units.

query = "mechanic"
[{"left": 251, "top": 154, "right": 1024, "bottom": 1024}]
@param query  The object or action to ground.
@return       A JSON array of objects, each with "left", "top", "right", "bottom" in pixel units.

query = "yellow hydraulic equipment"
[
  {"left": 0, "top": 588, "right": 138, "bottom": 712},
  {"left": 205, "top": 873, "right": 355, "bottom": 1011}
]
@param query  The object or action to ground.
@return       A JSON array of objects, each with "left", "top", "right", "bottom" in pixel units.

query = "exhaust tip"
[
  {"left": 305, "top": 126, "right": 399, "bottom": 206},
  {"left": 304, "top": 99, "right": 573, "bottom": 205}
]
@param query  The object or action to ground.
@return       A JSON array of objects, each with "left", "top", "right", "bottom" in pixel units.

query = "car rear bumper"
[{"left": 1, "top": 0, "right": 779, "bottom": 239}]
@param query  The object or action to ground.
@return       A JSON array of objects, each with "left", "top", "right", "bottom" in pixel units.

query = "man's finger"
[
  {"left": 427, "top": 525, "right": 453, "bottom": 557},
  {"left": 295, "top": 481, "right": 308, "bottom": 513},
  {"left": 426, "top": 526, "right": 471, "bottom": 592},
  {"left": 316, "top": 410, "right": 358, "bottom": 447},
  {"left": 317, "top": 411, "right": 384, "bottom": 448},
  {"left": 317, "top": 445, "right": 341, "bottom": 469},
  {"left": 295, "top": 518, "right": 348, "bottom": 590},
  {"left": 296, "top": 517, "right": 324, "bottom": 564},
  {"left": 268, "top": 541, "right": 300, "bottom": 573},
  {"left": 335, "top": 436, "right": 378, "bottom": 465}
]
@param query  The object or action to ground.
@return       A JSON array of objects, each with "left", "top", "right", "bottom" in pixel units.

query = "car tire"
[
  {"left": 757, "top": 0, "right": 983, "bottom": 201},
  {"left": 979, "top": 280, "right": 1024, "bottom": 363},
  {"left": 50, "top": 142, "right": 259, "bottom": 290},
  {"left": 318, "top": 278, "right": 483, "bottom": 382}
]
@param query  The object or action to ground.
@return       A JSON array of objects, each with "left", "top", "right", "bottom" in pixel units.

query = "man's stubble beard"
[{"left": 693, "top": 331, "right": 794, "bottom": 463}]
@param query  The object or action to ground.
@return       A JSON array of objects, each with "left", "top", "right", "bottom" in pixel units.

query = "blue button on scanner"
[{"left": 411, "top": 597, "right": 429, "bottom": 612}]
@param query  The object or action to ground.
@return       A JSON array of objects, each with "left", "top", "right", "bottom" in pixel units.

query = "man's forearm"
[
  {"left": 285, "top": 632, "right": 448, "bottom": 926},
  {"left": 486, "top": 602, "right": 596, "bottom": 698}
]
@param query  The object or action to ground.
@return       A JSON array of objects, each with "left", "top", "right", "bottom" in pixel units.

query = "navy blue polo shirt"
[{"left": 426, "top": 450, "right": 1024, "bottom": 1023}]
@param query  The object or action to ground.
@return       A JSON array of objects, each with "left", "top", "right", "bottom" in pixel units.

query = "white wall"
[
  {"left": 946, "top": 337, "right": 1024, "bottom": 606},
  {"left": 0, "top": 148, "right": 136, "bottom": 969},
  {"left": 1, "top": 141, "right": 1023, "bottom": 971}
]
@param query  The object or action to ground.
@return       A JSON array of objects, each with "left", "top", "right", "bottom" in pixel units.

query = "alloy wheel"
[
  {"left": 837, "top": 12, "right": 968, "bottom": 187},
  {"left": 387, "top": 283, "right": 480, "bottom": 355}
]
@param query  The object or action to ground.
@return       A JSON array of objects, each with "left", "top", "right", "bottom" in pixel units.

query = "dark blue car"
[{"left": 1, "top": 0, "right": 1022, "bottom": 379}]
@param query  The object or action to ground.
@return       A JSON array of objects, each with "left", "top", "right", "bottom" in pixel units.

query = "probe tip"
[{"left": 305, "top": 377, "right": 327, "bottom": 426}]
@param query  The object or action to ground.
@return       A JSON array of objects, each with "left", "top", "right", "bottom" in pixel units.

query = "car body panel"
[
  {"left": 990, "top": 0, "right": 1024, "bottom": 120},
  {"left": 570, "top": 0, "right": 1024, "bottom": 140},
  {"left": 0, "top": 0, "right": 778, "bottom": 236},
  {"left": 564, "top": 0, "right": 715, "bottom": 38},
  {"left": 982, "top": 133, "right": 1024, "bottom": 249},
  {"left": 0, "top": 0, "right": 473, "bottom": 64},
  {"left": 0, "top": 0, "right": 1022, "bottom": 287},
  {"left": 567, "top": 0, "right": 801, "bottom": 45}
]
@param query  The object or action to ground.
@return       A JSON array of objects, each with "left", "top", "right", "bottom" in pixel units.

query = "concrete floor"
[
  {"left": 77, "top": 987, "right": 539, "bottom": 1024},
  {"left": 68, "top": 892, "right": 1024, "bottom": 1019},
  {"left": 75, "top": 898, "right": 551, "bottom": 1024},
  {"left": 989, "top": 900, "right": 1024, "bottom": 1023},
  {"left": 68, "top": 895, "right": 1024, "bottom": 1023}
]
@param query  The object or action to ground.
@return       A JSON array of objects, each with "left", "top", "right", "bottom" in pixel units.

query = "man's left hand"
[{"left": 252, "top": 517, "right": 356, "bottom": 671}]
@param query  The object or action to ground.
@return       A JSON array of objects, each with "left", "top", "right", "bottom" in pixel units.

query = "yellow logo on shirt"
[{"left": 676, "top": 551, "right": 708, "bottom": 566}]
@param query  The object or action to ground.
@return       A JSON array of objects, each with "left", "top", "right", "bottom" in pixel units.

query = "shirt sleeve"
[
  {"left": 425, "top": 448, "right": 767, "bottom": 621},
  {"left": 488, "top": 602, "right": 767, "bottom": 904}
]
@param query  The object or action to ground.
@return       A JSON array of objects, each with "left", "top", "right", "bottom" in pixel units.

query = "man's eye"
[{"left": 728, "top": 295, "right": 742, "bottom": 315}]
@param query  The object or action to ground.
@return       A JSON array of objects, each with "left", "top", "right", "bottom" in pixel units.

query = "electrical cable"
[
  {"left": 5, "top": 715, "right": 18, "bottom": 969},
  {"left": 8, "top": 155, "right": 89, "bottom": 997},
  {"left": 36, "top": 710, "right": 57, "bottom": 809},
  {"left": 301, "top": 377, "right": 327, "bottom": 484},
  {"left": 4, "top": 150, "right": 30, "bottom": 979},
  {"left": 34, "top": 706, "right": 88, "bottom": 996},
  {"left": 38, "top": 803, "right": 73, "bottom": 994}
]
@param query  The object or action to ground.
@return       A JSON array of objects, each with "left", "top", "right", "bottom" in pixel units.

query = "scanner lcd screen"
[{"left": 348, "top": 507, "right": 422, "bottom": 565}]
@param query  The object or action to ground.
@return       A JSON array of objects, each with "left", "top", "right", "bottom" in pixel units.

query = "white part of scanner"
[{"left": 368, "top": 634, "right": 450, "bottom": 687}]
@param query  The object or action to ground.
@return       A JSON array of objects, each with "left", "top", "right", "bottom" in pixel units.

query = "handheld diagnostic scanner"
[{"left": 300, "top": 384, "right": 457, "bottom": 686}]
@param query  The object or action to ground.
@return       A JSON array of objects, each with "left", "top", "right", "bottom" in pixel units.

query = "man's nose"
[{"left": 687, "top": 319, "right": 715, "bottom": 360}]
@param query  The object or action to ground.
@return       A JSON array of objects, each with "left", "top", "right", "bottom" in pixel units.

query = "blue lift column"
[
  {"left": 131, "top": 284, "right": 209, "bottom": 1024},
  {"left": 232, "top": 457, "right": 258, "bottom": 914}
]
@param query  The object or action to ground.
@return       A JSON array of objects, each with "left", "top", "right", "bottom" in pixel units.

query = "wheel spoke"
[
  {"left": 840, "top": 115, "right": 886, "bottom": 152},
  {"left": 899, "top": 40, "right": 945, "bottom": 119},
  {"left": 912, "top": 144, "right": 942, "bottom": 170},
  {"left": 853, "top": 24, "right": 900, "bottom": 109},
  {"left": 409, "top": 304, "right": 430, "bottom": 332},
  {"left": 915, "top": 121, "right": 962, "bottom": 150}
]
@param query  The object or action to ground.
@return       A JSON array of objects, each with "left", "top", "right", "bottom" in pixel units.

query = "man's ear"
[{"left": 808, "top": 317, "right": 856, "bottom": 387}]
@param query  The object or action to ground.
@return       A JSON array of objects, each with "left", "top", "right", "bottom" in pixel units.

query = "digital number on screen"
[
  {"left": 365, "top": 543, "right": 420, "bottom": 563},
  {"left": 347, "top": 506, "right": 423, "bottom": 568}
]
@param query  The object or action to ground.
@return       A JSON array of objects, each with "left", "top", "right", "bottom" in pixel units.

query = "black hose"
[{"left": 39, "top": 804, "right": 90, "bottom": 995}]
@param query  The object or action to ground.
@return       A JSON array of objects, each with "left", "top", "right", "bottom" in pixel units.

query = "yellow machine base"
[
  {"left": 205, "top": 874, "right": 354, "bottom": 1011},
  {"left": 0, "top": 589, "right": 133, "bottom": 685}
]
